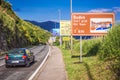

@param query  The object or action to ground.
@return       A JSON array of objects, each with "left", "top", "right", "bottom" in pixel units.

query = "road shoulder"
[{"left": 36, "top": 46, "right": 67, "bottom": 80}]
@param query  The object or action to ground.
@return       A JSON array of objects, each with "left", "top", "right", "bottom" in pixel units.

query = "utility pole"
[
  {"left": 58, "top": 9, "right": 62, "bottom": 47},
  {"left": 70, "top": 0, "right": 73, "bottom": 56}
]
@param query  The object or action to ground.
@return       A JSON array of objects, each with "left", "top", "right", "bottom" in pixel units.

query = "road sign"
[
  {"left": 60, "top": 20, "right": 71, "bottom": 36},
  {"left": 48, "top": 37, "right": 56, "bottom": 44},
  {"left": 52, "top": 28, "right": 60, "bottom": 36},
  {"left": 63, "top": 37, "right": 70, "bottom": 41},
  {"left": 72, "top": 13, "right": 115, "bottom": 36}
]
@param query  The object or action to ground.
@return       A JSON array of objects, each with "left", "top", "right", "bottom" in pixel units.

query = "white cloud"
[
  {"left": 88, "top": 8, "right": 111, "bottom": 13},
  {"left": 88, "top": 7, "right": 120, "bottom": 13},
  {"left": 113, "top": 7, "right": 120, "bottom": 13}
]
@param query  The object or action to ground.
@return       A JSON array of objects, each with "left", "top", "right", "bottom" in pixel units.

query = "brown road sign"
[{"left": 71, "top": 13, "right": 115, "bottom": 36}]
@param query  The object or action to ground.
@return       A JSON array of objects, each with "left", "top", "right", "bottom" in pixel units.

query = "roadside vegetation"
[
  {"left": 0, "top": 0, "right": 51, "bottom": 53},
  {"left": 61, "top": 24, "right": 120, "bottom": 80}
]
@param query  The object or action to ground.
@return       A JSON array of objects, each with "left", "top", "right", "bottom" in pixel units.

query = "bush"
[
  {"left": 98, "top": 25, "right": 120, "bottom": 79},
  {"left": 73, "top": 38, "right": 101, "bottom": 56},
  {"left": 98, "top": 25, "right": 120, "bottom": 60}
]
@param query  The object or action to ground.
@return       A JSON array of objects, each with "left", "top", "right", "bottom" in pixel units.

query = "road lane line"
[
  {"left": 28, "top": 46, "right": 50, "bottom": 80},
  {"left": 0, "top": 63, "right": 5, "bottom": 66}
]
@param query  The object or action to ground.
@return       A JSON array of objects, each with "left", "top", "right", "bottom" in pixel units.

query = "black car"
[{"left": 5, "top": 48, "right": 35, "bottom": 68}]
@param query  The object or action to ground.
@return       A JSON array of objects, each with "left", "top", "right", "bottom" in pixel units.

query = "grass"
[
  {"left": 59, "top": 31, "right": 120, "bottom": 80},
  {"left": 61, "top": 48, "right": 116, "bottom": 80}
]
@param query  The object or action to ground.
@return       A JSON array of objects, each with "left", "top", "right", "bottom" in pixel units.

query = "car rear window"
[{"left": 8, "top": 49, "right": 25, "bottom": 54}]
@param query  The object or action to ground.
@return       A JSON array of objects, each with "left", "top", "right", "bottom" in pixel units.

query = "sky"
[{"left": 9, "top": 0, "right": 120, "bottom": 22}]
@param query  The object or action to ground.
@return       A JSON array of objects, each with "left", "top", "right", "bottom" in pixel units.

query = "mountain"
[
  {"left": 0, "top": 0, "right": 51, "bottom": 51},
  {"left": 25, "top": 20, "right": 60, "bottom": 32}
]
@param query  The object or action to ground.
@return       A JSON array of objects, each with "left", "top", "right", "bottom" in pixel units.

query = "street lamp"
[
  {"left": 70, "top": 0, "right": 73, "bottom": 56},
  {"left": 70, "top": 0, "right": 72, "bottom": 13},
  {"left": 58, "top": 9, "right": 62, "bottom": 47},
  {"left": 58, "top": 9, "right": 61, "bottom": 21}
]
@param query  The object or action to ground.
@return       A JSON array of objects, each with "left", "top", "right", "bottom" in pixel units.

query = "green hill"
[{"left": 0, "top": 0, "right": 51, "bottom": 51}]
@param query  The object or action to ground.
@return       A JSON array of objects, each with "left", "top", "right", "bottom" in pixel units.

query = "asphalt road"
[{"left": 0, "top": 45, "right": 49, "bottom": 80}]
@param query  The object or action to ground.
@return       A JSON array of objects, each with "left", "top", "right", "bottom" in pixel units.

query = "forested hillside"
[{"left": 0, "top": 0, "right": 51, "bottom": 51}]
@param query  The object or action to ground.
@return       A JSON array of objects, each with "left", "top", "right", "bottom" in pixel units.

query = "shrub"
[{"left": 98, "top": 25, "right": 120, "bottom": 79}]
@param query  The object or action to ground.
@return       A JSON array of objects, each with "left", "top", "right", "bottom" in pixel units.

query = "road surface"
[{"left": 0, "top": 45, "right": 49, "bottom": 80}]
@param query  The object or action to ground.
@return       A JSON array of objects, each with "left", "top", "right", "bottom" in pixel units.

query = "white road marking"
[
  {"left": 0, "top": 63, "right": 5, "bottom": 66},
  {"left": 28, "top": 46, "right": 51, "bottom": 80},
  {"left": 0, "top": 59, "right": 5, "bottom": 66}
]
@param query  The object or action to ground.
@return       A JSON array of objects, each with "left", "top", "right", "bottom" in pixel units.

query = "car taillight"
[
  {"left": 5, "top": 55, "right": 9, "bottom": 60},
  {"left": 22, "top": 55, "right": 27, "bottom": 59}
]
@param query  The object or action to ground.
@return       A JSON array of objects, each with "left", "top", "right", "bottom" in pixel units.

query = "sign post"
[
  {"left": 71, "top": 13, "right": 115, "bottom": 62},
  {"left": 70, "top": 0, "right": 73, "bottom": 56},
  {"left": 60, "top": 20, "right": 71, "bottom": 48},
  {"left": 58, "top": 9, "right": 62, "bottom": 48},
  {"left": 80, "top": 36, "right": 82, "bottom": 62},
  {"left": 72, "top": 13, "right": 115, "bottom": 36},
  {"left": 60, "top": 20, "right": 71, "bottom": 36}
]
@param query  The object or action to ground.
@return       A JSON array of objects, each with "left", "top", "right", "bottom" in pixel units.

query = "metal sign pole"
[
  {"left": 70, "top": 0, "right": 73, "bottom": 55},
  {"left": 80, "top": 36, "right": 82, "bottom": 62},
  {"left": 71, "top": 36, "right": 73, "bottom": 54},
  {"left": 60, "top": 36, "right": 62, "bottom": 47},
  {"left": 58, "top": 9, "right": 62, "bottom": 48}
]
